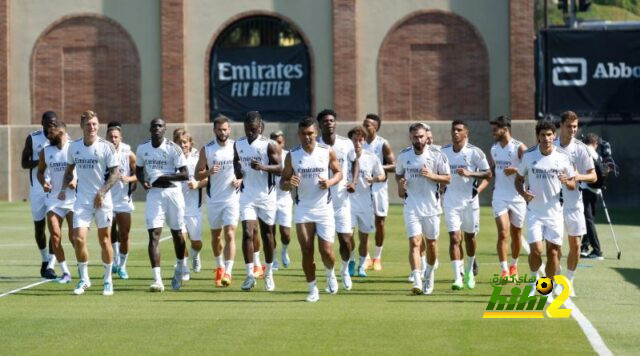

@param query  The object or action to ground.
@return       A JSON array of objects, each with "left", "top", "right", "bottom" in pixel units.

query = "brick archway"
[
  {"left": 378, "top": 10, "right": 489, "bottom": 121},
  {"left": 31, "top": 14, "right": 141, "bottom": 124}
]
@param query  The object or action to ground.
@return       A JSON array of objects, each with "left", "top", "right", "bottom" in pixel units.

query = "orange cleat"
[
  {"left": 221, "top": 273, "right": 232, "bottom": 287},
  {"left": 500, "top": 269, "right": 509, "bottom": 278},
  {"left": 214, "top": 267, "right": 224, "bottom": 287},
  {"left": 253, "top": 265, "right": 265, "bottom": 279},
  {"left": 508, "top": 265, "right": 519, "bottom": 280},
  {"left": 372, "top": 258, "right": 382, "bottom": 271}
]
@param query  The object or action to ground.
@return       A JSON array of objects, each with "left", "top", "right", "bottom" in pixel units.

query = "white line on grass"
[{"left": 564, "top": 299, "right": 613, "bottom": 356}]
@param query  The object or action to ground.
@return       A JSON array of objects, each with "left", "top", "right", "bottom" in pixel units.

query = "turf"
[{"left": 0, "top": 201, "right": 637, "bottom": 354}]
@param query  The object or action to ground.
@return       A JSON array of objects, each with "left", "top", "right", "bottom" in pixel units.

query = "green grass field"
[{"left": 0, "top": 202, "right": 638, "bottom": 354}]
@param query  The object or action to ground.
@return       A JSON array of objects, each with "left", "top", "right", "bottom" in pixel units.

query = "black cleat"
[
  {"left": 473, "top": 259, "right": 479, "bottom": 276},
  {"left": 43, "top": 268, "right": 57, "bottom": 280},
  {"left": 40, "top": 262, "right": 48, "bottom": 278}
]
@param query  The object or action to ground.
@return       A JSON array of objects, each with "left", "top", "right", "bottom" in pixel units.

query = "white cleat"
[
  {"left": 102, "top": 281, "right": 114, "bottom": 296},
  {"left": 411, "top": 276, "right": 423, "bottom": 295},
  {"left": 341, "top": 272, "right": 352, "bottom": 291},
  {"left": 408, "top": 273, "right": 415, "bottom": 283},
  {"left": 306, "top": 286, "right": 320, "bottom": 302},
  {"left": 264, "top": 273, "right": 275, "bottom": 292},
  {"left": 73, "top": 280, "right": 91, "bottom": 295},
  {"left": 241, "top": 275, "right": 256, "bottom": 291},
  {"left": 182, "top": 270, "right": 190, "bottom": 281},
  {"left": 422, "top": 276, "right": 434, "bottom": 295},
  {"left": 149, "top": 281, "right": 165, "bottom": 292},
  {"left": 325, "top": 274, "right": 338, "bottom": 294}
]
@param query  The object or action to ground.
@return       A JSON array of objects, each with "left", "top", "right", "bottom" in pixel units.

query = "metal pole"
[{"left": 544, "top": 0, "right": 548, "bottom": 29}]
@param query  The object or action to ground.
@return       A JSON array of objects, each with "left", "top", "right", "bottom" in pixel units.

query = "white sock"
[
  {"left": 358, "top": 255, "right": 366, "bottom": 267},
  {"left": 451, "top": 260, "right": 462, "bottom": 281},
  {"left": 499, "top": 261, "right": 508, "bottom": 272},
  {"left": 308, "top": 280, "right": 316, "bottom": 291},
  {"left": 567, "top": 269, "right": 576, "bottom": 284},
  {"left": 465, "top": 256, "right": 475, "bottom": 275},
  {"left": 181, "top": 258, "right": 188, "bottom": 269},
  {"left": 78, "top": 262, "right": 89, "bottom": 283},
  {"left": 112, "top": 242, "right": 120, "bottom": 258},
  {"left": 119, "top": 253, "right": 128, "bottom": 269},
  {"left": 190, "top": 247, "right": 199, "bottom": 260},
  {"left": 341, "top": 260, "right": 349, "bottom": 274},
  {"left": 412, "top": 269, "right": 421, "bottom": 282},
  {"left": 246, "top": 263, "right": 254, "bottom": 276},
  {"left": 225, "top": 260, "right": 234, "bottom": 276},
  {"left": 265, "top": 262, "right": 273, "bottom": 275},
  {"left": 253, "top": 252, "right": 262, "bottom": 267},
  {"left": 60, "top": 261, "right": 70, "bottom": 275},
  {"left": 39, "top": 248, "right": 48, "bottom": 262},
  {"left": 152, "top": 267, "right": 162, "bottom": 283},
  {"left": 103, "top": 263, "right": 113, "bottom": 283},
  {"left": 421, "top": 256, "right": 427, "bottom": 272},
  {"left": 47, "top": 254, "right": 57, "bottom": 270},
  {"left": 325, "top": 267, "right": 335, "bottom": 279},
  {"left": 509, "top": 257, "right": 518, "bottom": 266},
  {"left": 530, "top": 270, "right": 539, "bottom": 282},
  {"left": 349, "top": 250, "right": 355, "bottom": 262},
  {"left": 366, "top": 253, "right": 371, "bottom": 260},
  {"left": 215, "top": 255, "right": 224, "bottom": 268},
  {"left": 374, "top": 246, "right": 383, "bottom": 260},
  {"left": 424, "top": 264, "right": 434, "bottom": 280}
]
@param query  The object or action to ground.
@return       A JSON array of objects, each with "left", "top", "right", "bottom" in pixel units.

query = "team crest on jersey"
[{"left": 532, "top": 160, "right": 537, "bottom": 165}]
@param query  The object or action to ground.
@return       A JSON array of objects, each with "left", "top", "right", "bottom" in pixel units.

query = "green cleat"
[
  {"left": 451, "top": 278, "right": 464, "bottom": 290},
  {"left": 465, "top": 271, "right": 475, "bottom": 289}
]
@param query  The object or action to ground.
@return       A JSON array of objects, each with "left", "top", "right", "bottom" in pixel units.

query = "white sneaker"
[
  {"left": 281, "top": 249, "right": 290, "bottom": 268},
  {"left": 411, "top": 275, "right": 422, "bottom": 295},
  {"left": 149, "top": 281, "right": 165, "bottom": 292},
  {"left": 408, "top": 273, "right": 415, "bottom": 283},
  {"left": 73, "top": 280, "right": 91, "bottom": 295},
  {"left": 102, "top": 281, "right": 114, "bottom": 296},
  {"left": 264, "top": 273, "right": 275, "bottom": 292},
  {"left": 306, "top": 286, "right": 320, "bottom": 302},
  {"left": 241, "top": 275, "right": 256, "bottom": 291},
  {"left": 182, "top": 270, "right": 190, "bottom": 281},
  {"left": 341, "top": 272, "right": 352, "bottom": 291},
  {"left": 422, "top": 276, "right": 434, "bottom": 295},
  {"left": 325, "top": 274, "right": 338, "bottom": 294},
  {"left": 192, "top": 255, "right": 201, "bottom": 273}
]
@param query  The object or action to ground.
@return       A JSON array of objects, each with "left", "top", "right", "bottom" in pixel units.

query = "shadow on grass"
[{"left": 612, "top": 267, "right": 640, "bottom": 289}]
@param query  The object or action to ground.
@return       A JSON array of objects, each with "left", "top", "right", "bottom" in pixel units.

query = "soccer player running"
[
  {"left": 317, "top": 109, "right": 359, "bottom": 284},
  {"left": 135, "top": 118, "right": 189, "bottom": 292},
  {"left": 441, "top": 121, "right": 491, "bottom": 290},
  {"left": 270, "top": 130, "right": 293, "bottom": 269},
  {"left": 515, "top": 120, "right": 576, "bottom": 295},
  {"left": 489, "top": 116, "right": 529, "bottom": 280},
  {"left": 21, "top": 111, "right": 58, "bottom": 278},
  {"left": 233, "top": 111, "right": 282, "bottom": 291},
  {"left": 362, "top": 114, "right": 395, "bottom": 271},
  {"left": 105, "top": 122, "right": 137, "bottom": 280},
  {"left": 37, "top": 121, "right": 75, "bottom": 283},
  {"left": 347, "top": 126, "right": 385, "bottom": 287},
  {"left": 61, "top": 111, "right": 120, "bottom": 295},
  {"left": 280, "top": 117, "right": 342, "bottom": 302},
  {"left": 396, "top": 123, "right": 451, "bottom": 295},
  {"left": 196, "top": 116, "right": 241, "bottom": 287},
  {"left": 554, "top": 111, "right": 596, "bottom": 296}
]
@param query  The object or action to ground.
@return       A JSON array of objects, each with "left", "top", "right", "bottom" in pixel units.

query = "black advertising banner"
[
  {"left": 211, "top": 45, "right": 311, "bottom": 122},
  {"left": 540, "top": 29, "right": 640, "bottom": 116}
]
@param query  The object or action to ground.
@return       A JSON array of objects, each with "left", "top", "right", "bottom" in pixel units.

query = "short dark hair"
[
  {"left": 365, "top": 113, "right": 381, "bottom": 130},
  {"left": 452, "top": 120, "right": 468, "bottom": 130},
  {"left": 584, "top": 132, "right": 599, "bottom": 145},
  {"left": 347, "top": 126, "right": 368, "bottom": 140},
  {"left": 244, "top": 111, "right": 262, "bottom": 126},
  {"left": 535, "top": 120, "right": 556, "bottom": 135},
  {"left": 490, "top": 115, "right": 511, "bottom": 128},
  {"left": 316, "top": 109, "right": 337, "bottom": 123},
  {"left": 107, "top": 121, "right": 122, "bottom": 129},
  {"left": 213, "top": 115, "right": 229, "bottom": 128},
  {"left": 298, "top": 116, "right": 316, "bottom": 130},
  {"left": 409, "top": 122, "right": 429, "bottom": 133},
  {"left": 53, "top": 121, "right": 66, "bottom": 129},
  {"left": 270, "top": 130, "right": 284, "bottom": 140},
  {"left": 560, "top": 111, "right": 579, "bottom": 124},
  {"left": 42, "top": 111, "right": 57, "bottom": 122}
]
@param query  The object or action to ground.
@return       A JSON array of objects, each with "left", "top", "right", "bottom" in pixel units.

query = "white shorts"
[
  {"left": 49, "top": 206, "right": 73, "bottom": 219},
  {"left": 113, "top": 196, "right": 134, "bottom": 214},
  {"left": 207, "top": 200, "right": 239, "bottom": 230},
  {"left": 526, "top": 212, "right": 563, "bottom": 246},
  {"left": 445, "top": 202, "right": 479, "bottom": 234},
  {"left": 492, "top": 199, "right": 526, "bottom": 228},
  {"left": 371, "top": 182, "right": 389, "bottom": 217},
  {"left": 351, "top": 209, "right": 375, "bottom": 234},
  {"left": 404, "top": 210, "right": 440, "bottom": 240},
  {"left": 334, "top": 202, "right": 352, "bottom": 234},
  {"left": 30, "top": 191, "right": 48, "bottom": 221},
  {"left": 145, "top": 187, "right": 185, "bottom": 230},
  {"left": 240, "top": 197, "right": 276, "bottom": 225},
  {"left": 564, "top": 208, "right": 586, "bottom": 237},
  {"left": 275, "top": 197, "right": 293, "bottom": 228},
  {"left": 294, "top": 208, "right": 335, "bottom": 243},
  {"left": 73, "top": 203, "right": 113, "bottom": 229},
  {"left": 183, "top": 214, "right": 202, "bottom": 241}
]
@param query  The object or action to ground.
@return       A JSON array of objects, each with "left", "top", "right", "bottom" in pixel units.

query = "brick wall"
[
  {"left": 161, "top": 0, "right": 186, "bottom": 123},
  {"left": 378, "top": 11, "right": 489, "bottom": 121},
  {"left": 0, "top": 0, "right": 8, "bottom": 125},
  {"left": 31, "top": 15, "right": 141, "bottom": 124},
  {"left": 332, "top": 0, "right": 357, "bottom": 121},
  {"left": 509, "top": 0, "right": 535, "bottom": 120}
]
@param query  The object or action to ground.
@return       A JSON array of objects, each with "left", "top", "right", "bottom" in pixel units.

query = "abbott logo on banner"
[{"left": 552, "top": 57, "right": 587, "bottom": 87}]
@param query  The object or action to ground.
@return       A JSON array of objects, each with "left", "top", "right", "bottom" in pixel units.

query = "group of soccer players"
[{"left": 22, "top": 108, "right": 595, "bottom": 302}]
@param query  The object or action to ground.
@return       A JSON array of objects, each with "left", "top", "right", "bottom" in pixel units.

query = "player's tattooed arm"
[
  {"left": 21, "top": 135, "right": 38, "bottom": 169},
  {"left": 36, "top": 150, "right": 51, "bottom": 192},
  {"left": 515, "top": 174, "right": 535, "bottom": 202},
  {"left": 279, "top": 152, "right": 297, "bottom": 192},
  {"left": 320, "top": 149, "right": 342, "bottom": 190},
  {"left": 251, "top": 141, "right": 282, "bottom": 175},
  {"left": 381, "top": 142, "right": 396, "bottom": 173},
  {"left": 233, "top": 142, "right": 243, "bottom": 180},
  {"left": 153, "top": 166, "right": 188, "bottom": 187},
  {"left": 98, "top": 166, "right": 121, "bottom": 196},
  {"left": 456, "top": 168, "right": 492, "bottom": 179}
]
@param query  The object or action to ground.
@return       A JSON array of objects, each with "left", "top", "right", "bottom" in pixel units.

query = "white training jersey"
[
  {"left": 364, "top": 135, "right": 389, "bottom": 188},
  {"left": 182, "top": 148, "right": 203, "bottom": 216},
  {"left": 491, "top": 138, "right": 526, "bottom": 202},
  {"left": 43, "top": 141, "right": 76, "bottom": 205},
  {"left": 29, "top": 130, "right": 50, "bottom": 194},
  {"left": 136, "top": 138, "right": 186, "bottom": 186},
  {"left": 517, "top": 145, "right": 575, "bottom": 219},
  {"left": 554, "top": 137, "right": 594, "bottom": 211},
  {"left": 351, "top": 150, "right": 383, "bottom": 213},
  {"left": 290, "top": 143, "right": 332, "bottom": 211},
  {"left": 276, "top": 149, "right": 292, "bottom": 202},
  {"left": 317, "top": 135, "right": 355, "bottom": 208},
  {"left": 204, "top": 138, "right": 238, "bottom": 205},
  {"left": 396, "top": 145, "right": 450, "bottom": 216},
  {"left": 110, "top": 142, "right": 133, "bottom": 205},
  {"left": 67, "top": 138, "right": 119, "bottom": 206},
  {"left": 235, "top": 135, "right": 276, "bottom": 201},
  {"left": 441, "top": 142, "right": 490, "bottom": 208}
]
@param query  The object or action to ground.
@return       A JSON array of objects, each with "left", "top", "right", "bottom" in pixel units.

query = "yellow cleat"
[
  {"left": 372, "top": 258, "right": 382, "bottom": 271},
  {"left": 221, "top": 273, "right": 232, "bottom": 287}
]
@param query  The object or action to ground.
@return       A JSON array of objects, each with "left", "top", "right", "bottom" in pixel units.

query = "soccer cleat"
[
  {"left": 111, "top": 264, "right": 119, "bottom": 274},
  {"left": 451, "top": 278, "right": 464, "bottom": 290},
  {"left": 40, "top": 262, "right": 48, "bottom": 278},
  {"left": 508, "top": 265, "right": 519, "bottom": 279},
  {"left": 408, "top": 273, "right": 415, "bottom": 283},
  {"left": 586, "top": 251, "right": 604, "bottom": 260},
  {"left": 348, "top": 260, "right": 355, "bottom": 277},
  {"left": 102, "top": 281, "right": 114, "bottom": 296},
  {"left": 473, "top": 259, "right": 479, "bottom": 276},
  {"left": 192, "top": 255, "right": 201, "bottom": 273},
  {"left": 182, "top": 269, "right": 190, "bottom": 281},
  {"left": 372, "top": 258, "right": 382, "bottom": 271},
  {"left": 500, "top": 269, "right": 509, "bottom": 278},
  {"left": 341, "top": 272, "right": 352, "bottom": 291},
  {"left": 171, "top": 270, "right": 183, "bottom": 291},
  {"left": 73, "top": 280, "right": 91, "bottom": 295},
  {"left": 264, "top": 273, "right": 275, "bottom": 292},
  {"left": 422, "top": 276, "right": 434, "bottom": 295},
  {"left": 221, "top": 273, "right": 232, "bottom": 287},
  {"left": 43, "top": 268, "right": 57, "bottom": 280},
  {"left": 281, "top": 249, "right": 290, "bottom": 268},
  {"left": 149, "top": 281, "right": 165, "bottom": 292},
  {"left": 357, "top": 265, "right": 367, "bottom": 277},
  {"left": 580, "top": 250, "right": 590, "bottom": 258},
  {"left": 362, "top": 257, "right": 373, "bottom": 271},
  {"left": 117, "top": 268, "right": 129, "bottom": 280},
  {"left": 465, "top": 271, "right": 476, "bottom": 289},
  {"left": 253, "top": 265, "right": 265, "bottom": 279},
  {"left": 58, "top": 273, "right": 72, "bottom": 284},
  {"left": 411, "top": 276, "right": 423, "bottom": 295},
  {"left": 325, "top": 274, "right": 338, "bottom": 294},
  {"left": 305, "top": 286, "right": 320, "bottom": 302},
  {"left": 272, "top": 258, "right": 279, "bottom": 271},
  {"left": 241, "top": 275, "right": 256, "bottom": 291},
  {"left": 214, "top": 267, "right": 224, "bottom": 288}
]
